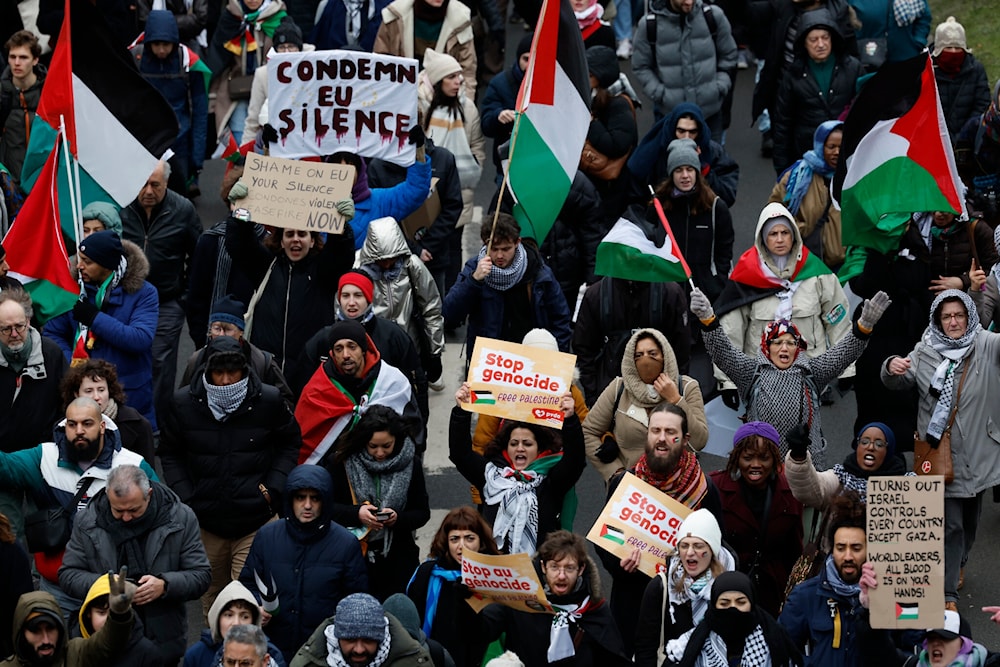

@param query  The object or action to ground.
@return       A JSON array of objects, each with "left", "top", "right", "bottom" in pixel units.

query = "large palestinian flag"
[
  {"left": 20, "top": 0, "right": 178, "bottom": 242},
  {"left": 833, "top": 54, "right": 966, "bottom": 255},
  {"left": 506, "top": 0, "right": 590, "bottom": 244},
  {"left": 596, "top": 200, "right": 693, "bottom": 283}
]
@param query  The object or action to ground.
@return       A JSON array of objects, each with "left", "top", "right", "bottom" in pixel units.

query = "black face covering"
[{"left": 706, "top": 571, "right": 758, "bottom": 648}]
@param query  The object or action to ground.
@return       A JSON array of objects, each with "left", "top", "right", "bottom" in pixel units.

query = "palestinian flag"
[
  {"left": 596, "top": 215, "right": 691, "bottom": 283},
  {"left": 3, "top": 141, "right": 78, "bottom": 324},
  {"left": 896, "top": 602, "right": 919, "bottom": 620},
  {"left": 599, "top": 524, "right": 626, "bottom": 545},
  {"left": 506, "top": 0, "right": 590, "bottom": 244},
  {"left": 470, "top": 390, "right": 496, "bottom": 405},
  {"left": 20, "top": 0, "right": 177, "bottom": 241},
  {"left": 833, "top": 54, "right": 966, "bottom": 255}
]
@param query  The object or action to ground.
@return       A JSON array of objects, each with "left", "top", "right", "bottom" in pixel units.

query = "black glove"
[
  {"left": 408, "top": 125, "right": 426, "bottom": 148},
  {"left": 595, "top": 433, "right": 621, "bottom": 464},
  {"left": 73, "top": 300, "right": 100, "bottom": 326},
  {"left": 262, "top": 123, "right": 279, "bottom": 145},
  {"left": 721, "top": 388, "right": 740, "bottom": 411},
  {"left": 787, "top": 423, "right": 811, "bottom": 460},
  {"left": 449, "top": 580, "right": 474, "bottom": 599},
  {"left": 424, "top": 355, "right": 443, "bottom": 383}
]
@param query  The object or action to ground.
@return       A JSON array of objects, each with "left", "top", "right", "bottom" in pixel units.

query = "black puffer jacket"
[
  {"left": 935, "top": 52, "right": 992, "bottom": 142},
  {"left": 770, "top": 9, "right": 862, "bottom": 173},
  {"left": 159, "top": 347, "right": 301, "bottom": 539}
]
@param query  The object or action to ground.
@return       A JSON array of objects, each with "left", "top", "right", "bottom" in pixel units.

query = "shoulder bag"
[
  {"left": 580, "top": 95, "right": 636, "bottom": 181},
  {"left": 24, "top": 477, "right": 94, "bottom": 555},
  {"left": 913, "top": 358, "right": 970, "bottom": 484}
]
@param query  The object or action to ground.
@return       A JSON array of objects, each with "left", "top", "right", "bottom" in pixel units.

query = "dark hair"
[
  {"left": 329, "top": 151, "right": 363, "bottom": 171},
  {"left": 422, "top": 81, "right": 465, "bottom": 131},
  {"left": 480, "top": 213, "right": 521, "bottom": 245},
  {"left": 484, "top": 420, "right": 560, "bottom": 460},
  {"left": 335, "top": 405, "right": 410, "bottom": 464},
  {"left": 633, "top": 332, "right": 663, "bottom": 356},
  {"left": 649, "top": 402, "right": 688, "bottom": 435},
  {"left": 0, "top": 513, "right": 14, "bottom": 544},
  {"left": 428, "top": 506, "right": 500, "bottom": 565},
  {"left": 81, "top": 594, "right": 110, "bottom": 636},
  {"left": 537, "top": 530, "right": 587, "bottom": 566},
  {"left": 60, "top": 359, "right": 128, "bottom": 409},
  {"left": 263, "top": 228, "right": 325, "bottom": 255},
  {"left": 206, "top": 351, "right": 247, "bottom": 376},
  {"left": 5, "top": 30, "right": 41, "bottom": 59},
  {"left": 590, "top": 87, "right": 613, "bottom": 116},
  {"left": 654, "top": 168, "right": 718, "bottom": 216},
  {"left": 826, "top": 493, "right": 866, "bottom": 546},
  {"left": 725, "top": 434, "right": 781, "bottom": 480},
  {"left": 220, "top": 165, "right": 245, "bottom": 204},
  {"left": 933, "top": 296, "right": 967, "bottom": 330}
]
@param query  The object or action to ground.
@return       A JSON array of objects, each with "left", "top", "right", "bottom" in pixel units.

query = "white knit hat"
[
  {"left": 932, "top": 16, "right": 968, "bottom": 57},
  {"left": 485, "top": 651, "right": 525, "bottom": 667},
  {"left": 522, "top": 328, "right": 559, "bottom": 352},
  {"left": 423, "top": 48, "right": 463, "bottom": 86},
  {"left": 676, "top": 508, "right": 722, "bottom": 558}
]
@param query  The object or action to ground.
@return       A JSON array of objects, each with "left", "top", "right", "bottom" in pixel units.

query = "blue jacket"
[
  {"left": 309, "top": 0, "right": 390, "bottom": 51},
  {"left": 238, "top": 464, "right": 369, "bottom": 664},
  {"left": 443, "top": 244, "right": 572, "bottom": 353},
  {"left": 778, "top": 566, "right": 866, "bottom": 667},
  {"left": 43, "top": 241, "right": 160, "bottom": 429},
  {"left": 479, "top": 61, "right": 524, "bottom": 171},
  {"left": 351, "top": 156, "right": 433, "bottom": 249}
]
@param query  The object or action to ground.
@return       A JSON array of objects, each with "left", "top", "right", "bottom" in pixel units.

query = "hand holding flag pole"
[{"left": 648, "top": 185, "right": 696, "bottom": 291}]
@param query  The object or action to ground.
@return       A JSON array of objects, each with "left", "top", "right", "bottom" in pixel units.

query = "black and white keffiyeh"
[
  {"left": 547, "top": 596, "right": 592, "bottom": 662},
  {"left": 924, "top": 290, "right": 980, "bottom": 443},
  {"left": 483, "top": 463, "right": 544, "bottom": 554},
  {"left": 203, "top": 375, "right": 250, "bottom": 421},
  {"left": 324, "top": 619, "right": 391, "bottom": 667},
  {"left": 478, "top": 244, "right": 527, "bottom": 292}
]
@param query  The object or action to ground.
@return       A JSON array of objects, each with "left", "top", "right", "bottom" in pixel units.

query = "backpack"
[{"left": 643, "top": 2, "right": 736, "bottom": 82}]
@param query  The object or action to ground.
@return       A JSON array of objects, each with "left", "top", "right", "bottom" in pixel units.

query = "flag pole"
[
  {"left": 487, "top": 116, "right": 522, "bottom": 254},
  {"left": 648, "top": 185, "right": 697, "bottom": 291},
  {"left": 58, "top": 115, "right": 83, "bottom": 254}
]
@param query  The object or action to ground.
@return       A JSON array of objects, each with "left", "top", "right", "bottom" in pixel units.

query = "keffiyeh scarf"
[
  {"left": 892, "top": 0, "right": 924, "bottom": 27},
  {"left": 204, "top": 375, "right": 250, "bottom": 421},
  {"left": 924, "top": 290, "right": 980, "bottom": 443},
  {"left": 548, "top": 596, "right": 595, "bottom": 662},
  {"left": 478, "top": 244, "right": 527, "bottom": 291},
  {"left": 483, "top": 452, "right": 562, "bottom": 553},
  {"left": 325, "top": 619, "right": 391, "bottom": 667},
  {"left": 73, "top": 255, "right": 128, "bottom": 365},
  {"left": 667, "top": 626, "right": 772, "bottom": 667}
]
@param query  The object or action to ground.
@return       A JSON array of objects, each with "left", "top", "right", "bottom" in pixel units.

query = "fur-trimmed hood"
[{"left": 119, "top": 240, "right": 151, "bottom": 293}]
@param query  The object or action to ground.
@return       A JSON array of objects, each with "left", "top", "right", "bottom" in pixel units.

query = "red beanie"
[{"left": 338, "top": 270, "right": 374, "bottom": 304}]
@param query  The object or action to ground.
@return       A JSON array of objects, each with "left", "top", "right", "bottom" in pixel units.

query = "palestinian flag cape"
[
  {"left": 595, "top": 204, "right": 692, "bottom": 283},
  {"left": 296, "top": 347, "right": 414, "bottom": 464},
  {"left": 832, "top": 54, "right": 966, "bottom": 255},
  {"left": 20, "top": 0, "right": 178, "bottom": 242},
  {"left": 717, "top": 244, "right": 831, "bottom": 318},
  {"left": 507, "top": 0, "right": 590, "bottom": 243}
]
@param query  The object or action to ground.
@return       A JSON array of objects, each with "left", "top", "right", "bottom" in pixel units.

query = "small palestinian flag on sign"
[
  {"left": 896, "top": 602, "right": 919, "bottom": 620},
  {"left": 470, "top": 390, "right": 496, "bottom": 405},
  {"left": 600, "top": 524, "right": 626, "bottom": 545}
]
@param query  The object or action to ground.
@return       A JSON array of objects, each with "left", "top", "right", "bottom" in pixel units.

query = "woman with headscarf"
[
  {"left": 882, "top": 289, "right": 1000, "bottom": 611},
  {"left": 769, "top": 121, "right": 845, "bottom": 270},
  {"left": 582, "top": 327, "right": 708, "bottom": 484},
  {"left": 691, "top": 285, "right": 891, "bottom": 467},
  {"left": 633, "top": 509, "right": 737, "bottom": 667},
  {"left": 450, "top": 383, "right": 584, "bottom": 555},
  {"left": 710, "top": 202, "right": 853, "bottom": 413},
  {"left": 81, "top": 202, "right": 124, "bottom": 238},
  {"left": 325, "top": 405, "right": 429, "bottom": 601},
  {"left": 668, "top": 571, "right": 803, "bottom": 667},
  {"left": 709, "top": 422, "right": 803, "bottom": 617}
]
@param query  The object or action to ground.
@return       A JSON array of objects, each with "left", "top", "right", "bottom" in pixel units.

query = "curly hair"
[
  {"left": 725, "top": 434, "right": 782, "bottom": 480},
  {"left": 826, "top": 492, "right": 866, "bottom": 546},
  {"left": 537, "top": 530, "right": 587, "bottom": 566},
  {"left": 428, "top": 506, "right": 500, "bottom": 565},
  {"left": 334, "top": 405, "right": 410, "bottom": 464},
  {"left": 484, "top": 420, "right": 560, "bottom": 460},
  {"left": 59, "top": 359, "right": 127, "bottom": 409}
]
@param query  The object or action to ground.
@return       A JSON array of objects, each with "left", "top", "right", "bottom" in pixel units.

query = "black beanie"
[
  {"left": 328, "top": 319, "right": 368, "bottom": 352},
  {"left": 273, "top": 20, "right": 303, "bottom": 49},
  {"left": 78, "top": 231, "right": 124, "bottom": 270},
  {"left": 518, "top": 34, "right": 533, "bottom": 59},
  {"left": 586, "top": 45, "right": 619, "bottom": 89}
]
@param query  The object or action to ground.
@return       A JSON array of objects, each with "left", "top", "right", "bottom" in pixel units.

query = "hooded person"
[
  {"left": 76, "top": 575, "right": 160, "bottom": 667},
  {"left": 81, "top": 203, "right": 124, "bottom": 238},
  {"left": 932, "top": 17, "right": 991, "bottom": 142},
  {"left": 668, "top": 571, "right": 802, "bottom": 667},
  {"left": 582, "top": 327, "right": 708, "bottom": 483},
  {"left": 182, "top": 580, "right": 286, "bottom": 667},
  {"left": 238, "top": 465, "right": 368, "bottom": 663}
]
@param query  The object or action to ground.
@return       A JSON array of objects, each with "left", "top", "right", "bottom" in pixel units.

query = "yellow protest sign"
[
  {"left": 461, "top": 337, "right": 576, "bottom": 428},
  {"left": 461, "top": 551, "right": 554, "bottom": 614},
  {"left": 586, "top": 472, "right": 693, "bottom": 578},
  {"left": 866, "top": 475, "right": 945, "bottom": 629},
  {"left": 243, "top": 152, "right": 354, "bottom": 233}
]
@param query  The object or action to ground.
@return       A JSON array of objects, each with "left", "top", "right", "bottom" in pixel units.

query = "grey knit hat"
[
  {"left": 334, "top": 594, "right": 386, "bottom": 641},
  {"left": 932, "top": 16, "right": 968, "bottom": 57},
  {"left": 666, "top": 138, "right": 700, "bottom": 174}
]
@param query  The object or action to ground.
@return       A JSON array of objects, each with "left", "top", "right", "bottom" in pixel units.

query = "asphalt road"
[{"left": 180, "top": 32, "right": 1000, "bottom": 652}]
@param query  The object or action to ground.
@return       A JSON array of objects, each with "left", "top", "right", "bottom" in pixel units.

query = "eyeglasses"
[
  {"left": 544, "top": 563, "right": 579, "bottom": 575},
  {"left": 223, "top": 659, "right": 259, "bottom": 667},
  {"left": 859, "top": 437, "right": 887, "bottom": 449},
  {"left": 940, "top": 313, "right": 967, "bottom": 322},
  {"left": 209, "top": 323, "right": 240, "bottom": 334},
  {"left": 768, "top": 339, "right": 799, "bottom": 349},
  {"left": 0, "top": 322, "right": 27, "bottom": 336}
]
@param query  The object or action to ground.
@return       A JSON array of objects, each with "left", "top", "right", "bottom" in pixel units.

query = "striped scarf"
[{"left": 633, "top": 449, "right": 708, "bottom": 508}]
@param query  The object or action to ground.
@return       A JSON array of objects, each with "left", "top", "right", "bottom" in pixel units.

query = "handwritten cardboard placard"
[
  {"left": 866, "top": 475, "right": 945, "bottom": 629},
  {"left": 268, "top": 50, "right": 418, "bottom": 165},
  {"left": 242, "top": 152, "right": 354, "bottom": 233},
  {"left": 461, "top": 337, "right": 576, "bottom": 429},
  {"left": 462, "top": 550, "right": 554, "bottom": 614},
  {"left": 586, "top": 472, "right": 693, "bottom": 578}
]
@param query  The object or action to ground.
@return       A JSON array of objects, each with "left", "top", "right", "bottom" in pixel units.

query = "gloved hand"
[
  {"left": 73, "top": 300, "right": 100, "bottom": 327},
  {"left": 595, "top": 433, "right": 621, "bottom": 464},
  {"left": 262, "top": 123, "right": 279, "bottom": 145},
  {"left": 108, "top": 566, "right": 138, "bottom": 615},
  {"left": 787, "top": 423, "right": 811, "bottom": 461},
  {"left": 721, "top": 388, "right": 740, "bottom": 411},
  {"left": 408, "top": 125, "right": 426, "bottom": 148},
  {"left": 449, "top": 580, "right": 474, "bottom": 599},
  {"left": 689, "top": 287, "right": 715, "bottom": 321},
  {"left": 335, "top": 198, "right": 356, "bottom": 222},
  {"left": 227, "top": 179, "right": 248, "bottom": 203},
  {"left": 858, "top": 290, "right": 892, "bottom": 330},
  {"left": 424, "top": 355, "right": 443, "bottom": 383}
]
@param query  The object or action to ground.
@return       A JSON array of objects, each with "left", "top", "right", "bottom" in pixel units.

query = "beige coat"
[
  {"left": 769, "top": 171, "right": 845, "bottom": 268},
  {"left": 374, "top": 0, "right": 478, "bottom": 99},
  {"left": 582, "top": 328, "right": 708, "bottom": 484},
  {"left": 783, "top": 451, "right": 840, "bottom": 509}
]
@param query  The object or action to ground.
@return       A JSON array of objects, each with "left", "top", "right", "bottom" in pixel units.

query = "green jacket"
[
  {"left": 2, "top": 590, "right": 133, "bottom": 666},
  {"left": 290, "top": 613, "right": 431, "bottom": 667}
]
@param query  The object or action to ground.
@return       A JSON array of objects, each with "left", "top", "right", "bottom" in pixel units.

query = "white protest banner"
[
  {"left": 866, "top": 475, "right": 945, "bottom": 629},
  {"left": 242, "top": 152, "right": 354, "bottom": 233},
  {"left": 461, "top": 337, "right": 576, "bottom": 429},
  {"left": 586, "top": 472, "right": 693, "bottom": 578},
  {"left": 462, "top": 550, "right": 554, "bottom": 614},
  {"left": 268, "top": 50, "right": 418, "bottom": 165}
]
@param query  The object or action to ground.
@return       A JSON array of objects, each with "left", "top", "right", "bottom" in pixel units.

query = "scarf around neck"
[
  {"left": 204, "top": 375, "right": 250, "bottom": 421},
  {"left": 0, "top": 332, "right": 32, "bottom": 375},
  {"left": 103, "top": 397, "right": 120, "bottom": 421},
  {"left": 634, "top": 449, "right": 708, "bottom": 508},
  {"left": 673, "top": 625, "right": 771, "bottom": 667},
  {"left": 483, "top": 451, "right": 562, "bottom": 553},
  {"left": 824, "top": 554, "right": 861, "bottom": 599},
  {"left": 783, "top": 125, "right": 837, "bottom": 217},
  {"left": 574, "top": 1, "right": 601, "bottom": 29},
  {"left": 918, "top": 638, "right": 983, "bottom": 667},
  {"left": 325, "top": 619, "right": 391, "bottom": 667},
  {"left": 96, "top": 483, "right": 166, "bottom": 578},
  {"left": 420, "top": 563, "right": 461, "bottom": 636},
  {"left": 425, "top": 100, "right": 482, "bottom": 189},
  {"left": 924, "top": 290, "right": 980, "bottom": 443},
  {"left": 478, "top": 244, "right": 528, "bottom": 291},
  {"left": 548, "top": 595, "right": 595, "bottom": 662},
  {"left": 343, "top": 437, "right": 416, "bottom": 555},
  {"left": 666, "top": 547, "right": 736, "bottom": 627}
]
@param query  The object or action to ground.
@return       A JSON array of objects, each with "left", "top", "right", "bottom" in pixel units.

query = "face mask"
[
  {"left": 635, "top": 356, "right": 663, "bottom": 384},
  {"left": 712, "top": 607, "right": 757, "bottom": 647},
  {"left": 936, "top": 49, "right": 966, "bottom": 74}
]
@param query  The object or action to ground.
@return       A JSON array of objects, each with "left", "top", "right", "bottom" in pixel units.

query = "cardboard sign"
[
  {"left": 268, "top": 50, "right": 418, "bottom": 165},
  {"left": 462, "top": 550, "right": 554, "bottom": 614},
  {"left": 586, "top": 472, "right": 693, "bottom": 578},
  {"left": 401, "top": 177, "right": 441, "bottom": 242},
  {"left": 462, "top": 337, "right": 576, "bottom": 428},
  {"left": 242, "top": 152, "right": 354, "bottom": 233},
  {"left": 866, "top": 475, "right": 945, "bottom": 629}
]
